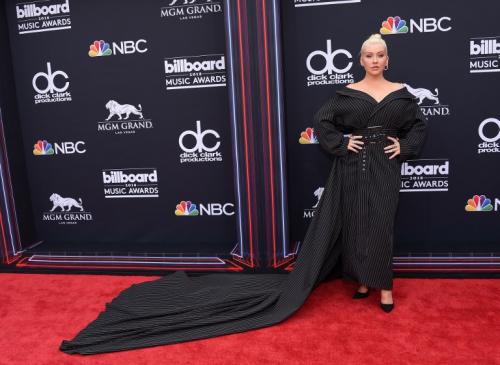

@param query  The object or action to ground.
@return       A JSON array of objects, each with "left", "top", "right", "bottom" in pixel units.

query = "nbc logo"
[
  {"left": 175, "top": 200, "right": 234, "bottom": 216},
  {"left": 465, "top": 195, "right": 498, "bottom": 212},
  {"left": 175, "top": 201, "right": 199, "bottom": 216},
  {"left": 33, "top": 140, "right": 86, "bottom": 155},
  {"left": 380, "top": 16, "right": 408, "bottom": 34},
  {"left": 88, "top": 40, "right": 112, "bottom": 57},
  {"left": 379, "top": 16, "right": 451, "bottom": 35},
  {"left": 299, "top": 127, "right": 318, "bottom": 144},
  {"left": 33, "top": 140, "right": 54, "bottom": 155},
  {"left": 88, "top": 39, "right": 148, "bottom": 57}
]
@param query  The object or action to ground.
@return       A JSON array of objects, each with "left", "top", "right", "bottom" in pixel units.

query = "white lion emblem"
[
  {"left": 403, "top": 83, "right": 440, "bottom": 105},
  {"left": 49, "top": 193, "right": 84, "bottom": 212},
  {"left": 312, "top": 187, "right": 324, "bottom": 208},
  {"left": 105, "top": 100, "right": 143, "bottom": 121}
]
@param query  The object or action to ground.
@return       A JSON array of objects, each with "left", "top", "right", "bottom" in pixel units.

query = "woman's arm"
[
  {"left": 397, "top": 103, "right": 428, "bottom": 162},
  {"left": 313, "top": 96, "right": 350, "bottom": 157}
]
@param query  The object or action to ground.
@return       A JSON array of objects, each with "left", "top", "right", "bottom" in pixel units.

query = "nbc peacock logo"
[
  {"left": 465, "top": 194, "right": 493, "bottom": 212},
  {"left": 299, "top": 127, "right": 318, "bottom": 144},
  {"left": 88, "top": 40, "right": 112, "bottom": 57},
  {"left": 380, "top": 16, "right": 409, "bottom": 34},
  {"left": 175, "top": 200, "right": 199, "bottom": 216},
  {"left": 33, "top": 140, "right": 55, "bottom": 155}
]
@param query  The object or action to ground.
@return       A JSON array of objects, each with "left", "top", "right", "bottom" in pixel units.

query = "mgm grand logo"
[
  {"left": 42, "top": 193, "right": 93, "bottom": 224},
  {"left": 161, "top": 0, "right": 222, "bottom": 21},
  {"left": 404, "top": 83, "right": 450, "bottom": 117},
  {"left": 98, "top": 100, "right": 153, "bottom": 135}
]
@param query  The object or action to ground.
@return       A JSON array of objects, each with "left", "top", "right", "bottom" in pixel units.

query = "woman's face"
[{"left": 360, "top": 43, "right": 388, "bottom": 77}]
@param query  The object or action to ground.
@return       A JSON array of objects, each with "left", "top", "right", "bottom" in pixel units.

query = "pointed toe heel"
[
  {"left": 380, "top": 302, "right": 394, "bottom": 313},
  {"left": 352, "top": 290, "right": 370, "bottom": 299}
]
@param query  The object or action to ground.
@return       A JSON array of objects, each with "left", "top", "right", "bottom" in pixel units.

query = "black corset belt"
[{"left": 351, "top": 127, "right": 398, "bottom": 143}]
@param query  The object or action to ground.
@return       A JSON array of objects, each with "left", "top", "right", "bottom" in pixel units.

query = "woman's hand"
[
  {"left": 347, "top": 134, "right": 364, "bottom": 153},
  {"left": 384, "top": 136, "right": 400, "bottom": 159}
]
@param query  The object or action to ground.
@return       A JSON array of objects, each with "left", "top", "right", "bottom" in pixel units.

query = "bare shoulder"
[
  {"left": 345, "top": 81, "right": 362, "bottom": 90},
  {"left": 390, "top": 81, "right": 405, "bottom": 90}
]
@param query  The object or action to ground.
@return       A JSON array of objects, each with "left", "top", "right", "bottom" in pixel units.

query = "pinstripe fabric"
[
  {"left": 59, "top": 86, "right": 426, "bottom": 355},
  {"left": 314, "top": 86, "right": 427, "bottom": 290}
]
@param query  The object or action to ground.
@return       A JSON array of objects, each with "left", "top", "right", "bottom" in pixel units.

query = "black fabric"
[
  {"left": 315, "top": 86, "right": 427, "bottom": 289},
  {"left": 60, "top": 86, "right": 426, "bottom": 354}
]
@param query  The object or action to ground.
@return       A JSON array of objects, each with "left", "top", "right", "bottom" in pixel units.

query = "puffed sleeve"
[
  {"left": 313, "top": 96, "right": 349, "bottom": 157},
  {"left": 397, "top": 102, "right": 428, "bottom": 162}
]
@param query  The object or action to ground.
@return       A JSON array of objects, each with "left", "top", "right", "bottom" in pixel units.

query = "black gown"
[{"left": 60, "top": 85, "right": 427, "bottom": 354}]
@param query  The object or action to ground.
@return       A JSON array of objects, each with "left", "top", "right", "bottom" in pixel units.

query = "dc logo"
[
  {"left": 32, "top": 62, "right": 69, "bottom": 94},
  {"left": 306, "top": 39, "right": 353, "bottom": 75},
  {"left": 478, "top": 118, "right": 500, "bottom": 143},
  {"left": 179, "top": 120, "right": 220, "bottom": 153}
]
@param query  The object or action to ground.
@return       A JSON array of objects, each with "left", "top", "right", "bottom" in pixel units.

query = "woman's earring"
[{"left": 384, "top": 64, "right": 389, "bottom": 71}]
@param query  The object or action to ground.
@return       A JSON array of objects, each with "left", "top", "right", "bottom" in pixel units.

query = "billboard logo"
[
  {"left": 102, "top": 168, "right": 159, "bottom": 198},
  {"left": 400, "top": 159, "right": 449, "bottom": 192},
  {"left": 16, "top": 0, "right": 71, "bottom": 34},
  {"left": 178, "top": 120, "right": 223, "bottom": 163},
  {"left": 175, "top": 200, "right": 234, "bottom": 216},
  {"left": 164, "top": 54, "right": 226, "bottom": 90},
  {"left": 470, "top": 36, "right": 500, "bottom": 73},
  {"left": 404, "top": 84, "right": 451, "bottom": 117},
  {"left": 477, "top": 118, "right": 500, "bottom": 154},
  {"left": 32, "top": 62, "right": 72, "bottom": 104},
  {"left": 42, "top": 193, "right": 93, "bottom": 224},
  {"left": 380, "top": 16, "right": 451, "bottom": 34},
  {"left": 305, "top": 39, "right": 354, "bottom": 87},
  {"left": 33, "top": 140, "right": 86, "bottom": 155},
  {"left": 299, "top": 127, "right": 318, "bottom": 144},
  {"left": 161, "top": 0, "right": 222, "bottom": 21},
  {"left": 88, "top": 39, "right": 148, "bottom": 57}
]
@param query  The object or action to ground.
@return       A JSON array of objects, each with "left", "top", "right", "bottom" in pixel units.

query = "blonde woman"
[{"left": 314, "top": 34, "right": 427, "bottom": 312}]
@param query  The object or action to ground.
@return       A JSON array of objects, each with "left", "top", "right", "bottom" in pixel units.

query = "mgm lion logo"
[
  {"left": 105, "top": 100, "right": 144, "bottom": 121},
  {"left": 312, "top": 187, "right": 324, "bottom": 208},
  {"left": 404, "top": 83, "right": 440, "bottom": 105},
  {"left": 49, "top": 193, "right": 84, "bottom": 212}
]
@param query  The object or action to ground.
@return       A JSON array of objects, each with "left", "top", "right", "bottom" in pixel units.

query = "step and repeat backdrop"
[
  {"left": 282, "top": 0, "right": 500, "bottom": 257},
  {"left": 1, "top": 0, "right": 499, "bottom": 271},
  {"left": 5, "top": 0, "right": 237, "bottom": 256}
]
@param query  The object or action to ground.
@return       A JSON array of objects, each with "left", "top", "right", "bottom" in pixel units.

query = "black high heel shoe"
[
  {"left": 352, "top": 289, "right": 370, "bottom": 299},
  {"left": 380, "top": 301, "right": 394, "bottom": 313}
]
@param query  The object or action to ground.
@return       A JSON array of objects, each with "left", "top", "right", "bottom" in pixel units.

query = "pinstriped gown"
[
  {"left": 59, "top": 86, "right": 426, "bottom": 354},
  {"left": 313, "top": 85, "right": 427, "bottom": 290}
]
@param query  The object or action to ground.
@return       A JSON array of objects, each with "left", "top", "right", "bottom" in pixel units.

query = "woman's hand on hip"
[
  {"left": 384, "top": 136, "right": 400, "bottom": 159},
  {"left": 347, "top": 134, "right": 364, "bottom": 153}
]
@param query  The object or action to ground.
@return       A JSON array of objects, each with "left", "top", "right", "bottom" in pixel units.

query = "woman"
[
  {"left": 60, "top": 34, "right": 426, "bottom": 354},
  {"left": 314, "top": 33, "right": 427, "bottom": 312}
]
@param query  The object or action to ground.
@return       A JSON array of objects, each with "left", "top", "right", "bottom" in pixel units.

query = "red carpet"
[{"left": 0, "top": 273, "right": 498, "bottom": 365}]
